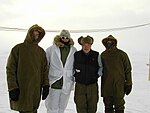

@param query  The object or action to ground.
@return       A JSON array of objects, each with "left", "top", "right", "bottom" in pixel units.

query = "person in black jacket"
[{"left": 74, "top": 35, "right": 103, "bottom": 113}]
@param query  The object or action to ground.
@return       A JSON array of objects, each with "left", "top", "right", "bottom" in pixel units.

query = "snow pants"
[
  {"left": 103, "top": 97, "right": 125, "bottom": 113},
  {"left": 45, "top": 88, "right": 71, "bottom": 113},
  {"left": 74, "top": 83, "right": 99, "bottom": 113}
]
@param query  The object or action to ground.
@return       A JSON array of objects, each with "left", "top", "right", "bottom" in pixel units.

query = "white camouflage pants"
[{"left": 45, "top": 88, "right": 71, "bottom": 113}]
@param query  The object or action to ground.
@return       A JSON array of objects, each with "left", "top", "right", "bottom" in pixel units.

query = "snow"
[{"left": 0, "top": 50, "right": 150, "bottom": 113}]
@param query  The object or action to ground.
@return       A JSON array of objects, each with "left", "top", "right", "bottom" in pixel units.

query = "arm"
[
  {"left": 123, "top": 52, "right": 132, "bottom": 95},
  {"left": 6, "top": 46, "right": 20, "bottom": 101},
  {"left": 6, "top": 46, "right": 19, "bottom": 91},
  {"left": 97, "top": 54, "right": 103, "bottom": 77},
  {"left": 42, "top": 51, "right": 50, "bottom": 87},
  {"left": 41, "top": 50, "right": 50, "bottom": 100},
  {"left": 123, "top": 53, "right": 132, "bottom": 85}
]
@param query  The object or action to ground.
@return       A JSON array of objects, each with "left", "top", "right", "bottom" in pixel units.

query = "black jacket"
[{"left": 74, "top": 50, "right": 99, "bottom": 85}]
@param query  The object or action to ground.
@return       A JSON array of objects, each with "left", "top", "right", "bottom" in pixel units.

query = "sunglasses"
[{"left": 61, "top": 36, "right": 69, "bottom": 40}]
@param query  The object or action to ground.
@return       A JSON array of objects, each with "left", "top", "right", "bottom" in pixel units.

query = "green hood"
[
  {"left": 25, "top": 24, "right": 45, "bottom": 45},
  {"left": 102, "top": 35, "right": 117, "bottom": 48}
]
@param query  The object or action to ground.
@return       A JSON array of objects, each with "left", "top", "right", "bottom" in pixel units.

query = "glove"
[
  {"left": 125, "top": 85, "right": 132, "bottom": 95},
  {"left": 9, "top": 88, "right": 20, "bottom": 101},
  {"left": 42, "top": 85, "right": 49, "bottom": 100}
]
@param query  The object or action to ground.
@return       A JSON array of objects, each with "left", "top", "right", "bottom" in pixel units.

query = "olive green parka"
[
  {"left": 101, "top": 35, "right": 132, "bottom": 98},
  {"left": 6, "top": 24, "right": 49, "bottom": 111}
]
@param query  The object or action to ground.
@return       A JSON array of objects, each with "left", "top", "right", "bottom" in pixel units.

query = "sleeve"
[
  {"left": 46, "top": 47, "right": 51, "bottom": 67},
  {"left": 42, "top": 51, "right": 50, "bottom": 87},
  {"left": 97, "top": 54, "right": 103, "bottom": 77},
  {"left": 123, "top": 52, "right": 132, "bottom": 85},
  {"left": 6, "top": 46, "right": 19, "bottom": 91}
]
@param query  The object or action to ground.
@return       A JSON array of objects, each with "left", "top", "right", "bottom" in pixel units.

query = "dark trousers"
[
  {"left": 103, "top": 97, "right": 125, "bottom": 113},
  {"left": 74, "top": 83, "right": 99, "bottom": 113}
]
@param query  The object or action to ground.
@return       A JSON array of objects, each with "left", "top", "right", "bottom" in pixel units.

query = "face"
[
  {"left": 82, "top": 43, "right": 91, "bottom": 53},
  {"left": 33, "top": 30, "right": 40, "bottom": 37},
  {"left": 105, "top": 40, "right": 114, "bottom": 49},
  {"left": 32, "top": 30, "right": 40, "bottom": 41},
  {"left": 60, "top": 36, "right": 70, "bottom": 43}
]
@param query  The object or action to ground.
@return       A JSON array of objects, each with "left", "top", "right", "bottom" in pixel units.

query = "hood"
[
  {"left": 24, "top": 24, "right": 45, "bottom": 44},
  {"left": 53, "top": 35, "right": 74, "bottom": 47},
  {"left": 60, "top": 29, "right": 71, "bottom": 38},
  {"left": 102, "top": 35, "right": 117, "bottom": 48}
]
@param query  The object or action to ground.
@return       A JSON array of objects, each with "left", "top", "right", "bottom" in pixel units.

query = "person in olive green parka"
[
  {"left": 6, "top": 24, "right": 50, "bottom": 113},
  {"left": 101, "top": 35, "right": 132, "bottom": 113}
]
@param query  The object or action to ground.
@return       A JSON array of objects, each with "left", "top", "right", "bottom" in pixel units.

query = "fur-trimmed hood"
[{"left": 53, "top": 35, "right": 74, "bottom": 47}]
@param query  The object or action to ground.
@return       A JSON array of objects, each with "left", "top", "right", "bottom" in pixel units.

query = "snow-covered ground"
[{"left": 0, "top": 50, "right": 150, "bottom": 113}]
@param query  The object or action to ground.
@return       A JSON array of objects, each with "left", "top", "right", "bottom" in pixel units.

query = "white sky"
[{"left": 0, "top": 0, "right": 150, "bottom": 54}]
